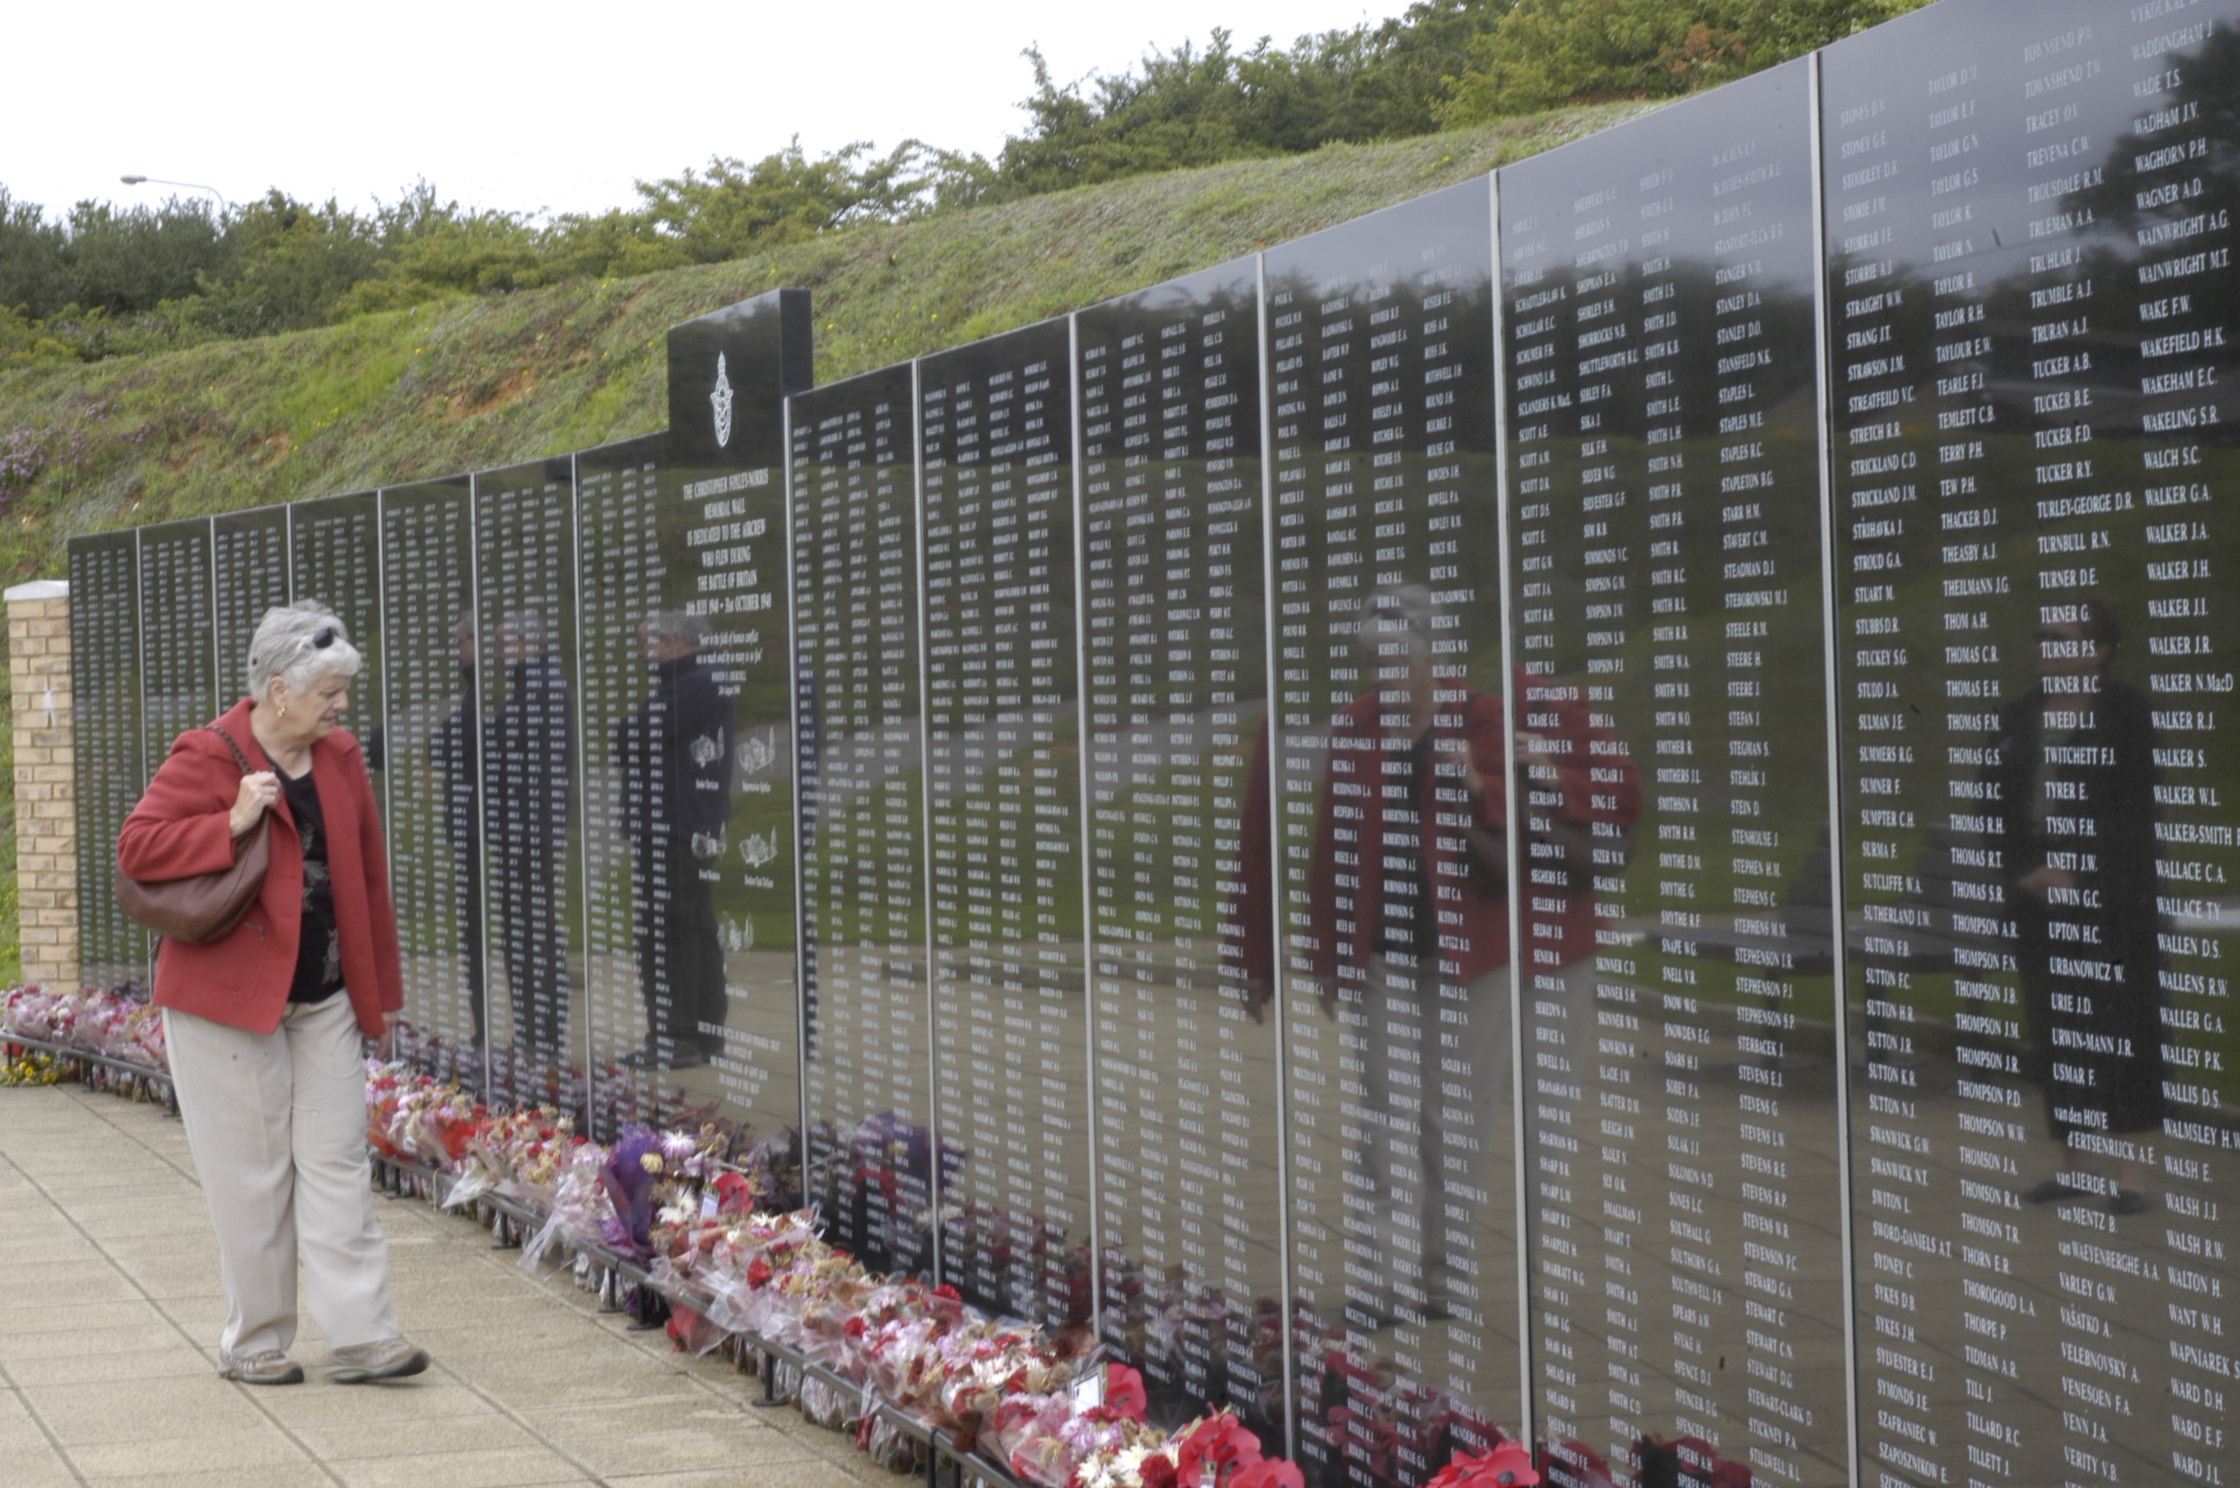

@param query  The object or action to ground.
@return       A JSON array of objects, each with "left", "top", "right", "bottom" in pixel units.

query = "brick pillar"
[{"left": 7, "top": 579, "right": 77, "bottom": 991}]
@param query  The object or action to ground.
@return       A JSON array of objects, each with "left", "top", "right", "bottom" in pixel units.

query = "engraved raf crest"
[
  {"left": 710, "top": 352, "right": 734, "bottom": 449},
  {"left": 689, "top": 728, "right": 725, "bottom": 769}
]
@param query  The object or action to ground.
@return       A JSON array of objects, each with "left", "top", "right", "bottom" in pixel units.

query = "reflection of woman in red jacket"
[
  {"left": 1295, "top": 587, "right": 1640, "bottom": 1328},
  {"left": 117, "top": 602, "right": 426, "bottom": 1387}
]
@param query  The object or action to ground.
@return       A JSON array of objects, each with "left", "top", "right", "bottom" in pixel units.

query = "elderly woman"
[{"left": 117, "top": 601, "right": 428, "bottom": 1386}]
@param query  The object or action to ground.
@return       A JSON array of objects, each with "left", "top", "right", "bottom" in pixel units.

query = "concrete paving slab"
[{"left": 0, "top": 1083, "right": 926, "bottom": 1488}]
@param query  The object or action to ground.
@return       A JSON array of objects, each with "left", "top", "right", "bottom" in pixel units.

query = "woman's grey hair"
[{"left": 245, "top": 600, "right": 364, "bottom": 703}]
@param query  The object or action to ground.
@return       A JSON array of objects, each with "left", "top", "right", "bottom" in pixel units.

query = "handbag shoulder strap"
[{"left": 201, "top": 722, "right": 255, "bottom": 778}]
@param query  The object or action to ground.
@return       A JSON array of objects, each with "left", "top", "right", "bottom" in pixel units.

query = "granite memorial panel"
[
  {"left": 573, "top": 434, "right": 670, "bottom": 1138},
  {"left": 376, "top": 476, "right": 482, "bottom": 1080},
  {"left": 136, "top": 517, "right": 217, "bottom": 780},
  {"left": 647, "top": 290, "right": 811, "bottom": 1176},
  {"left": 211, "top": 505, "right": 292, "bottom": 690},
  {"left": 1261, "top": 178, "right": 1521, "bottom": 1483},
  {"left": 791, "top": 365, "right": 936, "bottom": 1276},
  {"left": 919, "top": 318, "right": 1092, "bottom": 1327},
  {"left": 288, "top": 491, "right": 382, "bottom": 728},
  {"left": 1075, "top": 259, "right": 1286, "bottom": 1438},
  {"left": 1824, "top": 3, "right": 2240, "bottom": 1483},
  {"left": 67, "top": 531, "right": 144, "bottom": 987},
  {"left": 471, "top": 457, "right": 582, "bottom": 1105},
  {"left": 1499, "top": 60, "right": 1850, "bottom": 1488}
]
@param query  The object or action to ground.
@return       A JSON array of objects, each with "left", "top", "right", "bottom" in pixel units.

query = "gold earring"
[{"left": 277, "top": 703, "right": 287, "bottom": 719}]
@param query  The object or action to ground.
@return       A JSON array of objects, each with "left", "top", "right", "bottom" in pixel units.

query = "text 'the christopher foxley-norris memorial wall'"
[{"left": 65, "top": 2, "right": 2240, "bottom": 1482}]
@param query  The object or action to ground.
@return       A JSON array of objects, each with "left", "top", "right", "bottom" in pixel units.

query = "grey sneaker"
[
  {"left": 219, "top": 1349, "right": 305, "bottom": 1385},
  {"left": 328, "top": 1338, "right": 430, "bottom": 1384}
]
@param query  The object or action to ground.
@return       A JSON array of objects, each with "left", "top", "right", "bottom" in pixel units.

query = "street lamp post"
[{"left": 118, "top": 175, "right": 230, "bottom": 216}]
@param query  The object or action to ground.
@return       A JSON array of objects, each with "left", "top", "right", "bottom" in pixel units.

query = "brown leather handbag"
[{"left": 114, "top": 724, "right": 273, "bottom": 944}]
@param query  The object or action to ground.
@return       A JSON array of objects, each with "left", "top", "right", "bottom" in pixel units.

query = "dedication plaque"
[
  {"left": 574, "top": 434, "right": 669, "bottom": 1136},
  {"left": 377, "top": 477, "right": 482, "bottom": 1079},
  {"left": 1501, "top": 61, "right": 1849, "bottom": 1488},
  {"left": 67, "top": 532, "right": 144, "bottom": 987},
  {"left": 1825, "top": 3, "right": 2240, "bottom": 1483},
  {"left": 472, "top": 458, "right": 581, "bottom": 1101},
  {"left": 289, "top": 491, "right": 382, "bottom": 727},
  {"left": 646, "top": 291, "right": 810, "bottom": 1167},
  {"left": 211, "top": 505, "right": 291, "bottom": 694},
  {"left": 791, "top": 366, "right": 936, "bottom": 1276},
  {"left": 136, "top": 518, "right": 217, "bottom": 774},
  {"left": 919, "top": 318, "right": 1092, "bottom": 1328},
  {"left": 1262, "top": 178, "right": 1521, "bottom": 1481},
  {"left": 1075, "top": 260, "right": 1285, "bottom": 1435}
]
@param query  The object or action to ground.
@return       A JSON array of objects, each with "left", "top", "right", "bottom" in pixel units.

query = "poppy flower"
[
  {"left": 1174, "top": 1412, "right": 1262, "bottom": 1483},
  {"left": 1426, "top": 1441, "right": 1542, "bottom": 1488}
]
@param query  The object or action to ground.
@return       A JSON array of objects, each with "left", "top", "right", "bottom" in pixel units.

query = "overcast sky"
[{"left": 5, "top": 0, "right": 1404, "bottom": 222}]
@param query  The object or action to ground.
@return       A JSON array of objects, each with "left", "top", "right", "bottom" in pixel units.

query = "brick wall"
[{"left": 7, "top": 580, "right": 76, "bottom": 990}]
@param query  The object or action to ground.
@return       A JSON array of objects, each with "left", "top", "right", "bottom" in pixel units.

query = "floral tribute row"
[{"left": 3, "top": 987, "right": 1534, "bottom": 1488}]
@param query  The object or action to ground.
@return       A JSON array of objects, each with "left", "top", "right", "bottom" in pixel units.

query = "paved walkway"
[{"left": 0, "top": 1083, "right": 886, "bottom": 1488}]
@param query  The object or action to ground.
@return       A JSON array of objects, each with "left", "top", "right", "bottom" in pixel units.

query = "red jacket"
[
  {"left": 1297, "top": 667, "right": 1640, "bottom": 989},
  {"left": 116, "top": 700, "right": 404, "bottom": 1037}
]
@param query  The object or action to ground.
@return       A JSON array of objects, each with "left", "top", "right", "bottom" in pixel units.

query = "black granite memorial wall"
[
  {"left": 918, "top": 318, "right": 1091, "bottom": 1330},
  {"left": 1261, "top": 178, "right": 1521, "bottom": 1485},
  {"left": 1074, "top": 259, "right": 1286, "bottom": 1439},
  {"left": 654, "top": 290, "right": 811, "bottom": 1173},
  {"left": 376, "top": 476, "right": 481, "bottom": 1080},
  {"left": 1824, "top": 3, "right": 2240, "bottom": 1484},
  {"left": 61, "top": 5, "right": 2240, "bottom": 1478},
  {"left": 791, "top": 365, "right": 936, "bottom": 1277},
  {"left": 136, "top": 518, "right": 217, "bottom": 787},
  {"left": 1500, "top": 58, "right": 1850, "bottom": 1488},
  {"left": 288, "top": 492, "right": 382, "bottom": 728},
  {"left": 573, "top": 433, "right": 669, "bottom": 1135},
  {"left": 211, "top": 507, "right": 292, "bottom": 690},
  {"left": 67, "top": 531, "right": 143, "bottom": 989},
  {"left": 471, "top": 458, "right": 581, "bottom": 1103}
]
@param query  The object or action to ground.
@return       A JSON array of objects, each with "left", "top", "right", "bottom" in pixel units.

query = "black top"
[
  {"left": 612, "top": 652, "right": 736, "bottom": 844},
  {"left": 279, "top": 764, "right": 343, "bottom": 1003}
]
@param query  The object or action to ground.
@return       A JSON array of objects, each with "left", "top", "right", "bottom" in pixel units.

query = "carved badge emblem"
[
  {"left": 736, "top": 731, "right": 776, "bottom": 775},
  {"left": 738, "top": 827, "right": 781, "bottom": 869},
  {"left": 710, "top": 352, "right": 734, "bottom": 449},
  {"left": 689, "top": 728, "right": 725, "bottom": 769}
]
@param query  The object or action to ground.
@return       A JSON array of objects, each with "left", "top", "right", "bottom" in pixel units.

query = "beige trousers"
[{"left": 163, "top": 994, "right": 400, "bottom": 1360}]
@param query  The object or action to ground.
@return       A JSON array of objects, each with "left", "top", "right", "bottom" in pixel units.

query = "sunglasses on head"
[{"left": 311, "top": 625, "right": 336, "bottom": 649}]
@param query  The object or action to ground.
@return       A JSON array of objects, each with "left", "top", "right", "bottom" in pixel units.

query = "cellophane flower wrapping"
[
  {"left": 330, "top": 1048, "right": 1354, "bottom": 1488},
  {"left": 520, "top": 1139, "right": 611, "bottom": 1273}
]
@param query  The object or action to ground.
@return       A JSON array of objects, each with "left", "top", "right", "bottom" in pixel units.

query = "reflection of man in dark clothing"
[
  {"left": 1995, "top": 596, "right": 2164, "bottom": 1214},
  {"left": 613, "top": 610, "right": 734, "bottom": 1069},
  {"left": 484, "top": 613, "right": 574, "bottom": 1060},
  {"left": 424, "top": 616, "right": 489, "bottom": 1044}
]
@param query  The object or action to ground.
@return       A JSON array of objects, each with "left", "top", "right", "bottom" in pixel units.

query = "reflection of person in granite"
[
  {"left": 422, "top": 615, "right": 488, "bottom": 1044},
  {"left": 613, "top": 610, "right": 735, "bottom": 1069},
  {"left": 1300, "top": 585, "right": 1639, "bottom": 1330},
  {"left": 482, "top": 613, "right": 574, "bottom": 1060},
  {"left": 1991, "top": 596, "right": 2164, "bottom": 1214}
]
